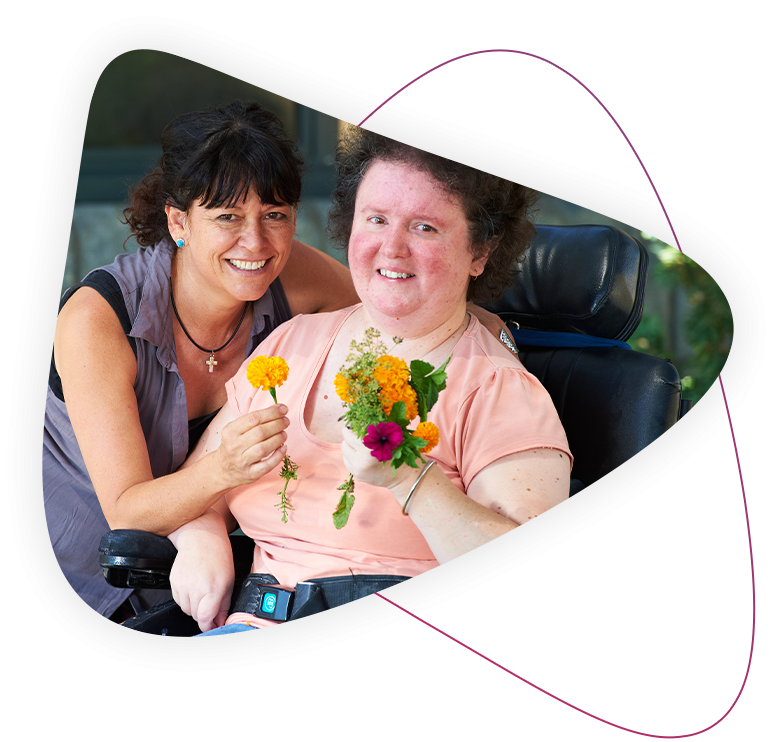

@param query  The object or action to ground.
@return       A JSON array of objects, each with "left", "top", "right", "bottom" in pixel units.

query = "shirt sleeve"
[{"left": 453, "top": 365, "right": 573, "bottom": 490}]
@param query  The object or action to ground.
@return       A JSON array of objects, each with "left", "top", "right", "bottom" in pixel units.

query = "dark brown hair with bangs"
[{"left": 123, "top": 100, "right": 304, "bottom": 247}]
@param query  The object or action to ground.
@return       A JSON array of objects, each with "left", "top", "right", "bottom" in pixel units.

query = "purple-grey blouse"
[{"left": 43, "top": 240, "right": 291, "bottom": 617}]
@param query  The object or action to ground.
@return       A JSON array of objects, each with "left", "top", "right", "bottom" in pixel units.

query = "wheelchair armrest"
[
  {"left": 99, "top": 530, "right": 177, "bottom": 590},
  {"left": 99, "top": 529, "right": 255, "bottom": 591}
]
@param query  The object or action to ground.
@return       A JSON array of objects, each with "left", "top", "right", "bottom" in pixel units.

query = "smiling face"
[
  {"left": 348, "top": 160, "right": 488, "bottom": 337},
  {"left": 166, "top": 190, "right": 297, "bottom": 305}
]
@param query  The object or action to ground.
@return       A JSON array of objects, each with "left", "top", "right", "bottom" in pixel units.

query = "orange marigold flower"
[
  {"left": 334, "top": 373, "right": 355, "bottom": 404},
  {"left": 380, "top": 381, "right": 419, "bottom": 420},
  {"left": 247, "top": 355, "right": 289, "bottom": 391},
  {"left": 373, "top": 355, "right": 409, "bottom": 392},
  {"left": 413, "top": 421, "right": 440, "bottom": 453}
]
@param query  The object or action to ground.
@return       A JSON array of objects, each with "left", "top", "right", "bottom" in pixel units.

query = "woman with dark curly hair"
[
  {"left": 44, "top": 101, "right": 360, "bottom": 620},
  {"left": 328, "top": 127, "right": 538, "bottom": 306},
  {"left": 165, "top": 128, "right": 571, "bottom": 634}
]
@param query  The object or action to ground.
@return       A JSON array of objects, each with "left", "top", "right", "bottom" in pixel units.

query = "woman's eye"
[
  {"left": 368, "top": 216, "right": 386, "bottom": 225},
  {"left": 217, "top": 213, "right": 237, "bottom": 222},
  {"left": 266, "top": 211, "right": 287, "bottom": 220},
  {"left": 416, "top": 223, "right": 435, "bottom": 233}
]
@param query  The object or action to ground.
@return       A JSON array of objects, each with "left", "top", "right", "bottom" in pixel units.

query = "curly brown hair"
[
  {"left": 122, "top": 100, "right": 304, "bottom": 247},
  {"left": 326, "top": 127, "right": 537, "bottom": 303}
]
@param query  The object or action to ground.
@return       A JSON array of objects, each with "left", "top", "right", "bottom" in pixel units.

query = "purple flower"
[{"left": 363, "top": 422, "right": 404, "bottom": 462}]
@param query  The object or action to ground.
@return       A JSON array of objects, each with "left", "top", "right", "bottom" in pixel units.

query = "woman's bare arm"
[{"left": 54, "top": 287, "right": 289, "bottom": 535}]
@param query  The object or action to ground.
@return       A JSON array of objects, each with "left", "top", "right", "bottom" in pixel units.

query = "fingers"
[
  {"left": 217, "top": 405, "right": 291, "bottom": 485},
  {"left": 243, "top": 445, "right": 287, "bottom": 481},
  {"left": 340, "top": 428, "right": 382, "bottom": 485},
  {"left": 171, "top": 583, "right": 191, "bottom": 619},
  {"left": 230, "top": 404, "right": 288, "bottom": 435},
  {"left": 195, "top": 590, "right": 232, "bottom": 633},
  {"left": 225, "top": 408, "right": 290, "bottom": 452},
  {"left": 341, "top": 426, "right": 364, "bottom": 451},
  {"left": 169, "top": 524, "right": 235, "bottom": 632},
  {"left": 173, "top": 580, "right": 234, "bottom": 633},
  {"left": 340, "top": 428, "right": 366, "bottom": 470}
]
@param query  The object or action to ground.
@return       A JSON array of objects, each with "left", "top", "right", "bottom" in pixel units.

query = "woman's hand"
[
  {"left": 168, "top": 508, "right": 236, "bottom": 633},
  {"left": 209, "top": 404, "right": 290, "bottom": 490},
  {"left": 340, "top": 427, "right": 419, "bottom": 501},
  {"left": 54, "top": 286, "right": 289, "bottom": 536}
]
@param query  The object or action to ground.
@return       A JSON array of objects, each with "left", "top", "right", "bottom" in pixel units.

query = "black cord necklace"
[{"left": 169, "top": 279, "right": 250, "bottom": 373}]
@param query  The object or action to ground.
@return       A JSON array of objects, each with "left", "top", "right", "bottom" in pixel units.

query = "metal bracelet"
[{"left": 402, "top": 460, "right": 436, "bottom": 516}]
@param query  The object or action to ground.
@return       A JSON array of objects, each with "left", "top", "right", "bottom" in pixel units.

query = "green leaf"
[
  {"left": 429, "top": 355, "right": 451, "bottom": 385},
  {"left": 281, "top": 454, "right": 299, "bottom": 481},
  {"left": 336, "top": 474, "right": 354, "bottom": 492},
  {"left": 390, "top": 438, "right": 425, "bottom": 470},
  {"left": 413, "top": 389, "right": 428, "bottom": 422},
  {"left": 409, "top": 357, "right": 450, "bottom": 420},
  {"left": 332, "top": 491, "right": 355, "bottom": 529},
  {"left": 387, "top": 401, "right": 409, "bottom": 426},
  {"left": 409, "top": 359, "right": 435, "bottom": 383}
]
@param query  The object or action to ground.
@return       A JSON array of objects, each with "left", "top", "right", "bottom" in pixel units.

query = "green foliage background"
[{"left": 628, "top": 236, "right": 733, "bottom": 403}]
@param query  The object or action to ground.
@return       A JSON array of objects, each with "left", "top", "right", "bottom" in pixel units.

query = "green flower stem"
[{"left": 276, "top": 454, "right": 298, "bottom": 523}]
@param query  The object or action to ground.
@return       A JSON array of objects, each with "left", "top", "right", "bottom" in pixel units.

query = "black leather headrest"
[{"left": 482, "top": 224, "right": 649, "bottom": 341}]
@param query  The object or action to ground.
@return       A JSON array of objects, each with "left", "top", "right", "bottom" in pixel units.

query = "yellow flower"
[
  {"left": 374, "top": 356, "right": 416, "bottom": 418},
  {"left": 373, "top": 355, "right": 409, "bottom": 392},
  {"left": 334, "top": 368, "right": 375, "bottom": 404},
  {"left": 334, "top": 373, "right": 355, "bottom": 404},
  {"left": 413, "top": 421, "right": 440, "bottom": 454},
  {"left": 380, "top": 381, "right": 419, "bottom": 420},
  {"left": 247, "top": 355, "right": 289, "bottom": 391}
]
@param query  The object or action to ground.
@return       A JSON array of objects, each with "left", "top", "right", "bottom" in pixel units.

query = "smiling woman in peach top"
[{"left": 167, "top": 128, "right": 572, "bottom": 634}]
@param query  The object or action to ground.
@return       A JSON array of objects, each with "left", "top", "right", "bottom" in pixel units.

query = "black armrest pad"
[{"left": 99, "top": 529, "right": 177, "bottom": 569}]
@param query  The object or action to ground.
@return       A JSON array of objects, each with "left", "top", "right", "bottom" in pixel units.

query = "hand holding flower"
[
  {"left": 212, "top": 405, "right": 289, "bottom": 488},
  {"left": 246, "top": 355, "right": 298, "bottom": 522},
  {"left": 364, "top": 422, "right": 404, "bottom": 462},
  {"left": 340, "top": 427, "right": 419, "bottom": 497},
  {"left": 332, "top": 328, "right": 449, "bottom": 528}
]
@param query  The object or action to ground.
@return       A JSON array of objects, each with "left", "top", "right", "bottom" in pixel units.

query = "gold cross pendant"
[{"left": 206, "top": 354, "right": 218, "bottom": 373}]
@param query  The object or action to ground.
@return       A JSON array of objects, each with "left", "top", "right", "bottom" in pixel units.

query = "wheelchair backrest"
[{"left": 482, "top": 224, "right": 683, "bottom": 490}]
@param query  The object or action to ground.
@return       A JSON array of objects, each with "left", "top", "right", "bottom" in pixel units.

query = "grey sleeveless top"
[{"left": 43, "top": 239, "right": 292, "bottom": 617}]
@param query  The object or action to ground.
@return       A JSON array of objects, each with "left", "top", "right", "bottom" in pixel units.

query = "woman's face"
[
  {"left": 166, "top": 189, "right": 296, "bottom": 304},
  {"left": 348, "top": 160, "right": 487, "bottom": 336}
]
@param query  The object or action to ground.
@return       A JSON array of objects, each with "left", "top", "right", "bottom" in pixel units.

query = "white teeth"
[
  {"left": 229, "top": 259, "right": 267, "bottom": 270},
  {"left": 379, "top": 269, "right": 413, "bottom": 279}
]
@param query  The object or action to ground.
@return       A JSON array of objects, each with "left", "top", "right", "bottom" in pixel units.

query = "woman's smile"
[
  {"left": 169, "top": 190, "right": 297, "bottom": 303},
  {"left": 228, "top": 259, "right": 269, "bottom": 271},
  {"left": 348, "top": 160, "right": 487, "bottom": 336},
  {"left": 378, "top": 268, "right": 414, "bottom": 279}
]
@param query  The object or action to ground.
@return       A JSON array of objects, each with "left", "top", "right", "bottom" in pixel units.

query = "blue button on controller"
[{"left": 261, "top": 592, "right": 277, "bottom": 614}]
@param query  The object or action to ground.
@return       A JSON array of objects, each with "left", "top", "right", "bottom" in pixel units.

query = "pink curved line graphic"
[{"left": 365, "top": 49, "right": 753, "bottom": 738}]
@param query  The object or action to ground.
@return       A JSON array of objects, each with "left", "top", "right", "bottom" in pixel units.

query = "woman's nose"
[
  {"left": 380, "top": 226, "right": 411, "bottom": 258},
  {"left": 241, "top": 220, "right": 266, "bottom": 252}
]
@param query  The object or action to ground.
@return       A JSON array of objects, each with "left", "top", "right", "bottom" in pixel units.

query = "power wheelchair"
[{"left": 99, "top": 223, "right": 689, "bottom": 635}]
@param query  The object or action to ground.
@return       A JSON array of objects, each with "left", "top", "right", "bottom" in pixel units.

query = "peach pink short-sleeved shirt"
[{"left": 224, "top": 306, "right": 571, "bottom": 627}]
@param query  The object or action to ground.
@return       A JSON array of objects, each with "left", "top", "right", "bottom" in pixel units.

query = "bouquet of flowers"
[
  {"left": 332, "top": 328, "right": 449, "bottom": 529},
  {"left": 246, "top": 355, "right": 298, "bottom": 523}
]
